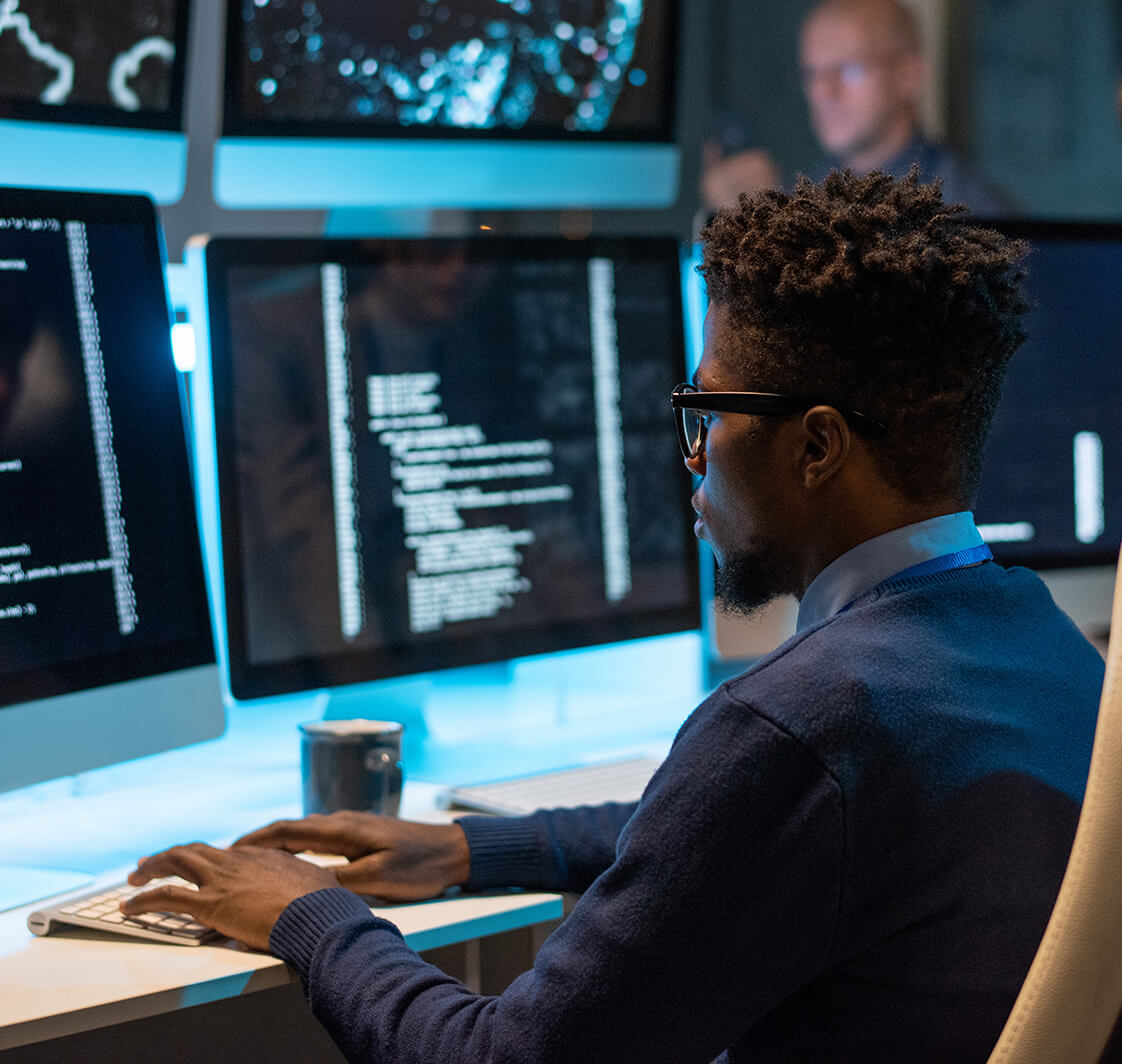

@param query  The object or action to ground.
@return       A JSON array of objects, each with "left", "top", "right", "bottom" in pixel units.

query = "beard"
[{"left": 712, "top": 549, "right": 792, "bottom": 620}]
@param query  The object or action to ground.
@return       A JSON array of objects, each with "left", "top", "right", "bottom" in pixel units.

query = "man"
[
  {"left": 123, "top": 170, "right": 1103, "bottom": 1062},
  {"left": 702, "top": 0, "right": 1011, "bottom": 215}
]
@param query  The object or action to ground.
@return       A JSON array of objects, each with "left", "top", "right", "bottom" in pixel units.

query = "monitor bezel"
[
  {"left": 0, "top": 1, "right": 191, "bottom": 133},
  {"left": 202, "top": 233, "right": 700, "bottom": 701},
  {"left": 0, "top": 186, "right": 216, "bottom": 711},
  {"left": 971, "top": 215, "right": 1122, "bottom": 571},
  {"left": 220, "top": 0, "right": 679, "bottom": 143}
]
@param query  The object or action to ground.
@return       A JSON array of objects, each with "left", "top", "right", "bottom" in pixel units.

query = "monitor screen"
[
  {"left": 0, "top": 1, "right": 191, "bottom": 202},
  {"left": 199, "top": 234, "right": 699, "bottom": 700},
  {"left": 0, "top": 186, "right": 221, "bottom": 794},
  {"left": 215, "top": 0, "right": 680, "bottom": 207},
  {"left": 973, "top": 219, "right": 1122, "bottom": 570}
]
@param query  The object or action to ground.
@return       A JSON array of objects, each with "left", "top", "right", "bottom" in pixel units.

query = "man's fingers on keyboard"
[
  {"left": 120, "top": 883, "right": 203, "bottom": 917},
  {"left": 231, "top": 819, "right": 297, "bottom": 849},
  {"left": 234, "top": 813, "right": 368, "bottom": 857},
  {"left": 129, "top": 842, "right": 223, "bottom": 886},
  {"left": 233, "top": 819, "right": 330, "bottom": 853}
]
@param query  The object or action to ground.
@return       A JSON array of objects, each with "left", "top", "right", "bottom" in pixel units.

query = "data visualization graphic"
[
  {"left": 0, "top": 0, "right": 182, "bottom": 121},
  {"left": 227, "top": 0, "right": 674, "bottom": 137}
]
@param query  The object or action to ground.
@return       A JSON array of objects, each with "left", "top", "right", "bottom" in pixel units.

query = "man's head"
[
  {"left": 691, "top": 168, "right": 1029, "bottom": 613},
  {"left": 800, "top": 0, "right": 927, "bottom": 172},
  {"left": 359, "top": 239, "right": 488, "bottom": 328}
]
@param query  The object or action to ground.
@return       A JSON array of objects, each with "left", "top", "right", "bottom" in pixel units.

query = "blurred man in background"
[{"left": 701, "top": 0, "right": 1011, "bottom": 215}]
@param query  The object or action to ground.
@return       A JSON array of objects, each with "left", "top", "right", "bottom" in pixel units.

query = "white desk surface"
[
  {"left": 0, "top": 636, "right": 703, "bottom": 1052},
  {"left": 0, "top": 774, "right": 565, "bottom": 1051},
  {"left": 0, "top": 768, "right": 566, "bottom": 1051},
  {"left": 0, "top": 884, "right": 561, "bottom": 1050}
]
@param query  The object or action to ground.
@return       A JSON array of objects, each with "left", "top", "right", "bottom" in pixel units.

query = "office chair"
[{"left": 987, "top": 548, "right": 1122, "bottom": 1063}]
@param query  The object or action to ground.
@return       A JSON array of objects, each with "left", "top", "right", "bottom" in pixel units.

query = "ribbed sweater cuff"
[
  {"left": 458, "top": 814, "right": 546, "bottom": 889},
  {"left": 270, "top": 887, "right": 383, "bottom": 975}
]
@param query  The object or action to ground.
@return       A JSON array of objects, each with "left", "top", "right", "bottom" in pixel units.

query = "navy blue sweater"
[{"left": 271, "top": 562, "right": 1104, "bottom": 1062}]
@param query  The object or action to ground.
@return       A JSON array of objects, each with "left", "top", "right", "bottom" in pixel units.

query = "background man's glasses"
[{"left": 670, "top": 383, "right": 888, "bottom": 461}]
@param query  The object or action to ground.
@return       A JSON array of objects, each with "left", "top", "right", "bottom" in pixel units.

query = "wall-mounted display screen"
[
  {"left": 0, "top": 0, "right": 189, "bottom": 130},
  {"left": 223, "top": 0, "right": 676, "bottom": 140},
  {"left": 0, "top": 2, "right": 191, "bottom": 202}
]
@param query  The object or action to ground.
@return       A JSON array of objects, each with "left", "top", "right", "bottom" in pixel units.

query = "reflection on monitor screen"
[
  {"left": 973, "top": 220, "right": 1122, "bottom": 571},
  {"left": 0, "top": 187, "right": 221, "bottom": 800},
  {"left": 0, "top": 1, "right": 190, "bottom": 202},
  {"left": 196, "top": 234, "right": 698, "bottom": 700},
  {"left": 215, "top": 0, "right": 680, "bottom": 207}
]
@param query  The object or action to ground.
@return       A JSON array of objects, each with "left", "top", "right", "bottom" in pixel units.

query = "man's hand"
[
  {"left": 122, "top": 843, "right": 338, "bottom": 951},
  {"left": 700, "top": 142, "right": 781, "bottom": 212},
  {"left": 233, "top": 813, "right": 472, "bottom": 903}
]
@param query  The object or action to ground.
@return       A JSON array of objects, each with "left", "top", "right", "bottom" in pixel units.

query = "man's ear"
[{"left": 799, "top": 405, "right": 851, "bottom": 489}]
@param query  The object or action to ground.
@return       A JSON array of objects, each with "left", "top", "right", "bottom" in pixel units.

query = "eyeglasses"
[{"left": 670, "top": 382, "right": 888, "bottom": 461}]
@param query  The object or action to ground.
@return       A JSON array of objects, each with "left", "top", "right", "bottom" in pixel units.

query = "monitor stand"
[
  {"left": 0, "top": 864, "right": 93, "bottom": 913},
  {"left": 314, "top": 664, "right": 518, "bottom": 759}
]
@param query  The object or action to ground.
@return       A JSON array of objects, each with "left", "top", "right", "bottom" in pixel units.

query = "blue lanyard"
[
  {"left": 840, "top": 543, "right": 993, "bottom": 616},
  {"left": 888, "top": 543, "right": 993, "bottom": 583}
]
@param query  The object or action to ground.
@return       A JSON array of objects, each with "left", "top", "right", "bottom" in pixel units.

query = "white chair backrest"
[{"left": 987, "top": 549, "right": 1122, "bottom": 1063}]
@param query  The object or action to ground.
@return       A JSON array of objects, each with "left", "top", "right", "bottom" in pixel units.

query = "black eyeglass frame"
[{"left": 670, "top": 383, "right": 888, "bottom": 460}]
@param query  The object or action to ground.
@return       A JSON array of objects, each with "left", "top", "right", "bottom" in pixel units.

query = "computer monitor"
[
  {"left": 0, "top": 1, "right": 191, "bottom": 203},
  {"left": 191, "top": 233, "right": 699, "bottom": 711},
  {"left": 0, "top": 188, "right": 223, "bottom": 909},
  {"left": 214, "top": 0, "right": 680, "bottom": 208},
  {"left": 971, "top": 219, "right": 1121, "bottom": 633}
]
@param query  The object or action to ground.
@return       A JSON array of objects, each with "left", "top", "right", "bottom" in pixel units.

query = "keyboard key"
[{"left": 28, "top": 875, "right": 219, "bottom": 945}]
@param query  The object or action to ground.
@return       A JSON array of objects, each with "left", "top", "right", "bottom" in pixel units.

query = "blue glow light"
[
  {"left": 171, "top": 322, "right": 196, "bottom": 373},
  {"left": 214, "top": 139, "right": 679, "bottom": 208},
  {"left": 0, "top": 120, "right": 187, "bottom": 203}
]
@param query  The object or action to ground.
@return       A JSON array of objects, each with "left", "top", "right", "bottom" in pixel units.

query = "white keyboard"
[
  {"left": 437, "top": 756, "right": 661, "bottom": 816},
  {"left": 28, "top": 876, "right": 220, "bottom": 946}
]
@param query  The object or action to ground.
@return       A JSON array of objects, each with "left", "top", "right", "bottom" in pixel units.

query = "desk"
[
  {"left": 0, "top": 773, "right": 564, "bottom": 1061},
  {"left": 0, "top": 636, "right": 702, "bottom": 1061},
  {"left": 0, "top": 884, "right": 561, "bottom": 1061},
  {"left": 0, "top": 735, "right": 572, "bottom": 1061}
]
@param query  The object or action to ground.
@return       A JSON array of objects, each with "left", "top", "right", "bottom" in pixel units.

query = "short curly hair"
[{"left": 699, "top": 167, "right": 1031, "bottom": 505}]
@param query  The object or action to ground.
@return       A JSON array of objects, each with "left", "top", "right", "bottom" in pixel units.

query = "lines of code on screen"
[
  {"left": 0, "top": 212, "right": 196, "bottom": 678},
  {"left": 221, "top": 240, "right": 693, "bottom": 682}
]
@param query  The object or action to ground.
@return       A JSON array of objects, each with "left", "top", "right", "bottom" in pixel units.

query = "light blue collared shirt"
[{"left": 796, "top": 512, "right": 987, "bottom": 632}]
